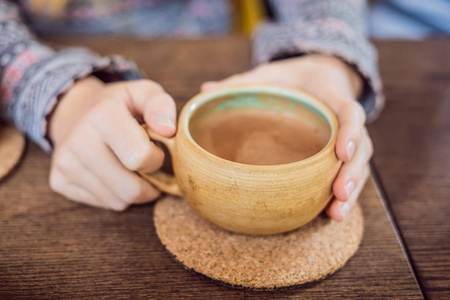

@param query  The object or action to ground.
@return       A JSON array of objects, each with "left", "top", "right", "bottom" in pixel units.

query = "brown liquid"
[{"left": 190, "top": 108, "right": 330, "bottom": 165}]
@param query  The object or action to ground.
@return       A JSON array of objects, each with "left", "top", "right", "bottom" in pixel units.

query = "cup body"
[{"left": 165, "top": 85, "right": 340, "bottom": 235}]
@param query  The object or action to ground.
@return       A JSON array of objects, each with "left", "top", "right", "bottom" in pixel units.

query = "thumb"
[
  {"left": 120, "top": 80, "right": 177, "bottom": 137},
  {"left": 143, "top": 93, "right": 177, "bottom": 137}
]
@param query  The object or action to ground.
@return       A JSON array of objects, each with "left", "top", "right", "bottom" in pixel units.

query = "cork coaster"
[
  {"left": 0, "top": 125, "right": 26, "bottom": 181},
  {"left": 154, "top": 196, "right": 364, "bottom": 290}
]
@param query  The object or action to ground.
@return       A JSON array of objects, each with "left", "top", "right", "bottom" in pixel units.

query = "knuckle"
[
  {"left": 352, "top": 102, "right": 367, "bottom": 124},
  {"left": 86, "top": 100, "right": 110, "bottom": 125},
  {"left": 53, "top": 148, "right": 75, "bottom": 173},
  {"left": 122, "top": 181, "right": 144, "bottom": 203},
  {"left": 160, "top": 92, "right": 174, "bottom": 102},
  {"left": 135, "top": 79, "right": 163, "bottom": 92},
  {"left": 49, "top": 170, "right": 64, "bottom": 193},
  {"left": 225, "top": 74, "right": 244, "bottom": 84},
  {"left": 123, "top": 143, "right": 153, "bottom": 171},
  {"left": 149, "top": 92, "right": 175, "bottom": 107},
  {"left": 65, "top": 136, "right": 82, "bottom": 154},
  {"left": 111, "top": 202, "right": 129, "bottom": 212}
]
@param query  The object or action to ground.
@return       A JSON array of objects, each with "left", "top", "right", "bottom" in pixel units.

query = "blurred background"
[
  {"left": 19, "top": 0, "right": 450, "bottom": 39},
  {"left": 369, "top": 0, "right": 450, "bottom": 39}
]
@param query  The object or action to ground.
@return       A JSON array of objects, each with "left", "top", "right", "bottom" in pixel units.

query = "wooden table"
[
  {"left": 369, "top": 39, "right": 450, "bottom": 300},
  {"left": 0, "top": 37, "right": 441, "bottom": 299}
]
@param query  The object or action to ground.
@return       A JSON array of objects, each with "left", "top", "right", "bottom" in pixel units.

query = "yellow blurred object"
[
  {"left": 30, "top": 0, "right": 69, "bottom": 17},
  {"left": 234, "top": 0, "right": 267, "bottom": 35}
]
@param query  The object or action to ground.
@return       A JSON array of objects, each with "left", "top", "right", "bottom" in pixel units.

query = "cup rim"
[{"left": 180, "top": 84, "right": 339, "bottom": 169}]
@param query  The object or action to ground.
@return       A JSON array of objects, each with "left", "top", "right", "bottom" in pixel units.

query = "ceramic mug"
[{"left": 139, "top": 85, "right": 341, "bottom": 235}]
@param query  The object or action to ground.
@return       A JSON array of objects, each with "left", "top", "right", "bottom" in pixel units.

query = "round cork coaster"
[
  {"left": 0, "top": 125, "right": 26, "bottom": 181},
  {"left": 154, "top": 196, "right": 364, "bottom": 290}
]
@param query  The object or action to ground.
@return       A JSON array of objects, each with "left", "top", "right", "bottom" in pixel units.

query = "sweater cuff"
[
  {"left": 253, "top": 21, "right": 384, "bottom": 123},
  {"left": 4, "top": 47, "right": 144, "bottom": 153}
]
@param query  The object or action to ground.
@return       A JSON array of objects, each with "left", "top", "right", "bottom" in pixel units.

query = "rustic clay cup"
[{"left": 139, "top": 85, "right": 341, "bottom": 235}]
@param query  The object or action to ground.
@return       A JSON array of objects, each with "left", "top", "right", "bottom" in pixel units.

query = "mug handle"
[{"left": 137, "top": 124, "right": 182, "bottom": 197}]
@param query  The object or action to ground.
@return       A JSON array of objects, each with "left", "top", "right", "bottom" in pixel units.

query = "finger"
[
  {"left": 142, "top": 93, "right": 177, "bottom": 138},
  {"left": 326, "top": 165, "right": 370, "bottom": 222},
  {"left": 87, "top": 96, "right": 165, "bottom": 174},
  {"left": 201, "top": 81, "right": 220, "bottom": 92},
  {"left": 50, "top": 167, "right": 102, "bottom": 207},
  {"left": 333, "top": 129, "right": 373, "bottom": 201},
  {"left": 67, "top": 165, "right": 128, "bottom": 211},
  {"left": 68, "top": 127, "right": 161, "bottom": 205},
  {"left": 201, "top": 73, "right": 260, "bottom": 91},
  {"left": 119, "top": 80, "right": 177, "bottom": 137},
  {"left": 53, "top": 180, "right": 109, "bottom": 210},
  {"left": 335, "top": 101, "right": 366, "bottom": 162},
  {"left": 52, "top": 146, "right": 129, "bottom": 211}
]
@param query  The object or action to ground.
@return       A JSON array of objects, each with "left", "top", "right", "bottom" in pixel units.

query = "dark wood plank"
[
  {"left": 0, "top": 38, "right": 422, "bottom": 299},
  {"left": 369, "top": 39, "right": 450, "bottom": 300}
]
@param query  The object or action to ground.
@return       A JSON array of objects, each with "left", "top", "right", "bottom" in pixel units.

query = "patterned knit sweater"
[{"left": 0, "top": 0, "right": 383, "bottom": 153}]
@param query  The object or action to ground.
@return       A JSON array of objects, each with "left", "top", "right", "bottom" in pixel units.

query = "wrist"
[{"left": 48, "top": 76, "right": 105, "bottom": 147}]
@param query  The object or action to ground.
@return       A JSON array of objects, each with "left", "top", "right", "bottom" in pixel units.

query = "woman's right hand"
[{"left": 48, "top": 77, "right": 177, "bottom": 211}]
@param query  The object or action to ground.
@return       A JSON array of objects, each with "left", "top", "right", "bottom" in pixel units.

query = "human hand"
[
  {"left": 48, "top": 77, "right": 176, "bottom": 211},
  {"left": 201, "top": 54, "right": 372, "bottom": 222}
]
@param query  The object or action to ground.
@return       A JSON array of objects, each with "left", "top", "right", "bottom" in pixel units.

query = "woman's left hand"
[{"left": 201, "top": 54, "right": 373, "bottom": 222}]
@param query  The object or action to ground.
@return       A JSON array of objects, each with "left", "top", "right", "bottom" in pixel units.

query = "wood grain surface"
[
  {"left": 369, "top": 39, "right": 450, "bottom": 300},
  {"left": 0, "top": 37, "right": 423, "bottom": 299}
]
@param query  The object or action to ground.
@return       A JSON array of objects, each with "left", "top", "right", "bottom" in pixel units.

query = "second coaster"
[
  {"left": 154, "top": 196, "right": 364, "bottom": 290},
  {"left": 0, "top": 125, "right": 26, "bottom": 181}
]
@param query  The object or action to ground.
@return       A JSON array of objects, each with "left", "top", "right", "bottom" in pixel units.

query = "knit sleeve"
[
  {"left": 253, "top": 0, "right": 384, "bottom": 122},
  {"left": 0, "top": 1, "right": 144, "bottom": 153}
]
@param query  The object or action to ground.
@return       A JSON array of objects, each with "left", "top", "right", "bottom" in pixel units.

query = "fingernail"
[
  {"left": 344, "top": 180, "right": 355, "bottom": 199},
  {"left": 346, "top": 141, "right": 355, "bottom": 160},
  {"left": 339, "top": 201, "right": 352, "bottom": 219},
  {"left": 155, "top": 113, "right": 175, "bottom": 130}
]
